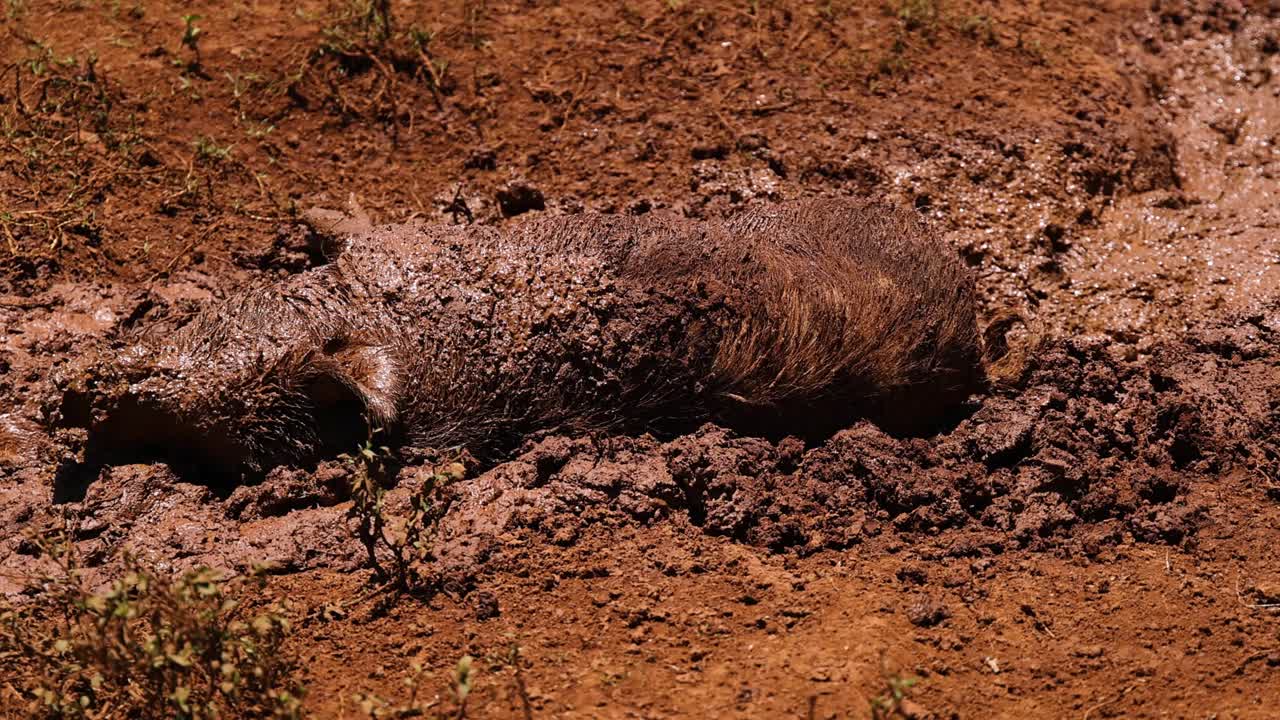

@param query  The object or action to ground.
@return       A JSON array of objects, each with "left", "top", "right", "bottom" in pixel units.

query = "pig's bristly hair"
[{"left": 707, "top": 200, "right": 982, "bottom": 432}]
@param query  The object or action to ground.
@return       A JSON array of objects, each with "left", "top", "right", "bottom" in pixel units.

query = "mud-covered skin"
[{"left": 52, "top": 199, "right": 981, "bottom": 481}]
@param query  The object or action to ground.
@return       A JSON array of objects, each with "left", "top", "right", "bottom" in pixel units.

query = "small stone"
[
  {"left": 906, "top": 595, "right": 950, "bottom": 627},
  {"left": 496, "top": 181, "right": 545, "bottom": 217},
  {"left": 471, "top": 590, "right": 500, "bottom": 621}
]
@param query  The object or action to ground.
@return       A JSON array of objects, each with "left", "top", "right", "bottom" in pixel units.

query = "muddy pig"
[{"left": 52, "top": 198, "right": 983, "bottom": 483}]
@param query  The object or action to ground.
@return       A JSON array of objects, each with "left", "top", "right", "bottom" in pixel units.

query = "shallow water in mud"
[{"left": 1062, "top": 16, "right": 1280, "bottom": 341}]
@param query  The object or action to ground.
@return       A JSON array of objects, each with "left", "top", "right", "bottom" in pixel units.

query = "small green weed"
[
  {"left": 0, "top": 534, "right": 305, "bottom": 719},
  {"left": 869, "top": 673, "right": 918, "bottom": 719},
  {"left": 959, "top": 14, "right": 997, "bottom": 45},
  {"left": 0, "top": 42, "right": 127, "bottom": 252},
  {"left": 299, "top": 0, "right": 455, "bottom": 120},
  {"left": 491, "top": 641, "right": 534, "bottom": 720},
  {"left": 350, "top": 661, "right": 429, "bottom": 718},
  {"left": 875, "top": 34, "right": 911, "bottom": 79},
  {"left": 193, "top": 135, "right": 233, "bottom": 162},
  {"left": 180, "top": 13, "right": 204, "bottom": 71},
  {"left": 895, "top": 0, "right": 937, "bottom": 34},
  {"left": 108, "top": 0, "right": 145, "bottom": 20},
  {"left": 224, "top": 71, "right": 272, "bottom": 123},
  {"left": 344, "top": 440, "right": 464, "bottom": 595},
  {"left": 319, "top": 0, "right": 394, "bottom": 54},
  {"left": 452, "top": 655, "right": 474, "bottom": 714},
  {"left": 350, "top": 654, "right": 475, "bottom": 719},
  {"left": 181, "top": 14, "right": 203, "bottom": 50},
  {"left": 1019, "top": 34, "right": 1047, "bottom": 65}
]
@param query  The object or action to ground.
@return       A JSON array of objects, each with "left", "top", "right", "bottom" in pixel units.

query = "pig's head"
[{"left": 50, "top": 277, "right": 405, "bottom": 492}]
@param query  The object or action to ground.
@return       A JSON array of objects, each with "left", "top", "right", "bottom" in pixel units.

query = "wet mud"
[
  {"left": 4, "top": 0, "right": 1280, "bottom": 717},
  {"left": 7, "top": 298, "right": 1276, "bottom": 593}
]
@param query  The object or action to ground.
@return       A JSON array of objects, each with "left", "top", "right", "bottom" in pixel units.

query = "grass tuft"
[
  {"left": 344, "top": 440, "right": 464, "bottom": 596},
  {"left": 288, "top": 0, "right": 456, "bottom": 122},
  {"left": 0, "top": 532, "right": 305, "bottom": 719}
]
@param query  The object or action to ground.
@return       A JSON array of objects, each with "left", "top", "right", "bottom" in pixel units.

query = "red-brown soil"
[{"left": 3, "top": 0, "right": 1280, "bottom": 718}]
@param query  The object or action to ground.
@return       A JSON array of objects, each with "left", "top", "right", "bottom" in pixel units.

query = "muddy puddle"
[{"left": 1060, "top": 7, "right": 1280, "bottom": 341}]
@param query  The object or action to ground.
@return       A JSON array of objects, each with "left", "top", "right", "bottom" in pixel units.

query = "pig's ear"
[
  {"left": 300, "top": 194, "right": 374, "bottom": 259},
  {"left": 305, "top": 340, "right": 402, "bottom": 431}
]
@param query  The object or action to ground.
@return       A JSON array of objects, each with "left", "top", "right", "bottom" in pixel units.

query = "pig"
[{"left": 52, "top": 198, "right": 984, "bottom": 484}]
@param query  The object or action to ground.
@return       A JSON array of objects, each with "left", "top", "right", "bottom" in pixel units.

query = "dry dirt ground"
[{"left": 3, "top": 0, "right": 1280, "bottom": 718}]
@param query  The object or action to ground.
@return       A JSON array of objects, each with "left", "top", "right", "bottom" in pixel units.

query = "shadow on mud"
[{"left": 50, "top": 380, "right": 379, "bottom": 503}]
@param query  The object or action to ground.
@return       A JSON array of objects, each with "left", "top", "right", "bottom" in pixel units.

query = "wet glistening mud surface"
[{"left": 3, "top": 1, "right": 1280, "bottom": 718}]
